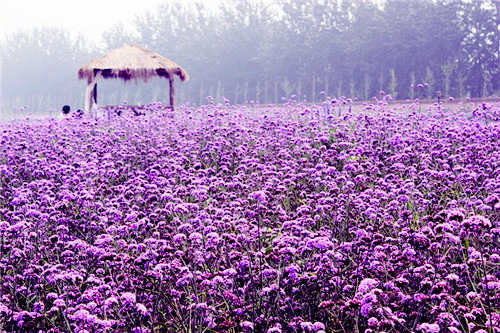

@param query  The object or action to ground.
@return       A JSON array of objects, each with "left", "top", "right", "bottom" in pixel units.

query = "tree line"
[{"left": 1, "top": 0, "right": 499, "bottom": 115}]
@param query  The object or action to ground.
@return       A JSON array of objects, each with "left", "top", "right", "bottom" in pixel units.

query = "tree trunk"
[
  {"left": 244, "top": 81, "right": 249, "bottom": 103},
  {"left": 256, "top": 81, "right": 261, "bottom": 103},
  {"left": 324, "top": 73, "right": 329, "bottom": 98},
  {"left": 199, "top": 82, "right": 205, "bottom": 105},
  {"left": 216, "top": 81, "right": 223, "bottom": 103},
  {"left": 364, "top": 73, "right": 371, "bottom": 100},
  {"left": 264, "top": 80, "right": 269, "bottom": 104},
  {"left": 234, "top": 82, "right": 240, "bottom": 104},
  {"left": 312, "top": 76, "right": 316, "bottom": 103},
  {"left": 274, "top": 79, "right": 278, "bottom": 103},
  {"left": 458, "top": 72, "right": 466, "bottom": 99},
  {"left": 379, "top": 63, "right": 384, "bottom": 92}
]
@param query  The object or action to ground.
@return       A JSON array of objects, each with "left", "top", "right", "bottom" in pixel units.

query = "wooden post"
[
  {"left": 85, "top": 83, "right": 94, "bottom": 112},
  {"left": 84, "top": 71, "right": 101, "bottom": 112},
  {"left": 169, "top": 77, "right": 175, "bottom": 110},
  {"left": 93, "top": 83, "right": 97, "bottom": 104}
]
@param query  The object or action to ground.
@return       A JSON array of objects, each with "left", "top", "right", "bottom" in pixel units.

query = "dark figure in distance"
[{"left": 60, "top": 105, "right": 71, "bottom": 119}]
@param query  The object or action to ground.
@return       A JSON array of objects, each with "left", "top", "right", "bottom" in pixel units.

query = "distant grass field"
[{"left": 2, "top": 96, "right": 498, "bottom": 122}]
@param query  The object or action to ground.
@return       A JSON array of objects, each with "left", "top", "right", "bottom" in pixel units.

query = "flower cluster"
[{"left": 0, "top": 100, "right": 499, "bottom": 332}]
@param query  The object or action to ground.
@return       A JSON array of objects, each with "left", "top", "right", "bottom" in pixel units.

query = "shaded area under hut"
[{"left": 78, "top": 45, "right": 189, "bottom": 112}]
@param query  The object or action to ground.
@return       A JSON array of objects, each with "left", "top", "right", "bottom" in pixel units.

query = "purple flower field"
[{"left": 0, "top": 100, "right": 499, "bottom": 332}]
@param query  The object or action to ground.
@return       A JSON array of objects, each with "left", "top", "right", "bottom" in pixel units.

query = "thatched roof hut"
[{"left": 78, "top": 45, "right": 189, "bottom": 111}]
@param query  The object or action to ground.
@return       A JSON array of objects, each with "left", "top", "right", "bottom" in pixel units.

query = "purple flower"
[
  {"left": 105, "top": 296, "right": 119, "bottom": 308},
  {"left": 1, "top": 89, "right": 500, "bottom": 333},
  {"left": 367, "top": 317, "right": 379, "bottom": 327},
  {"left": 222, "top": 268, "right": 237, "bottom": 276},
  {"left": 417, "top": 323, "right": 440, "bottom": 333},
  {"left": 132, "top": 328, "right": 149, "bottom": 333},
  {"left": 300, "top": 321, "right": 314, "bottom": 332},
  {"left": 0, "top": 303, "right": 12, "bottom": 316},
  {"left": 306, "top": 236, "right": 334, "bottom": 251},
  {"left": 46, "top": 292, "right": 58, "bottom": 300},
  {"left": 121, "top": 292, "right": 136, "bottom": 305},
  {"left": 53, "top": 299, "right": 66, "bottom": 308},
  {"left": 358, "top": 278, "right": 379, "bottom": 294},
  {"left": 360, "top": 301, "right": 374, "bottom": 317},
  {"left": 70, "top": 309, "right": 97, "bottom": 324},
  {"left": 189, "top": 232, "right": 203, "bottom": 244},
  {"left": 461, "top": 215, "right": 491, "bottom": 231},
  {"left": 267, "top": 323, "right": 283, "bottom": 332},
  {"left": 312, "top": 322, "right": 325, "bottom": 331},
  {"left": 248, "top": 190, "right": 267, "bottom": 203},
  {"left": 447, "top": 328, "right": 461, "bottom": 333},
  {"left": 136, "top": 303, "right": 149, "bottom": 316},
  {"left": 241, "top": 321, "right": 254, "bottom": 330},
  {"left": 33, "top": 301, "right": 44, "bottom": 313},
  {"left": 285, "top": 263, "right": 301, "bottom": 280},
  {"left": 173, "top": 233, "right": 187, "bottom": 244}
]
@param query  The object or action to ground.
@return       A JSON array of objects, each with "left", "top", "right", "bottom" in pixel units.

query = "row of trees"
[{"left": 1, "top": 0, "right": 499, "bottom": 115}]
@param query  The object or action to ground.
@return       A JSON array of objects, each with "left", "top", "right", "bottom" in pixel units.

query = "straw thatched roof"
[{"left": 78, "top": 45, "right": 189, "bottom": 84}]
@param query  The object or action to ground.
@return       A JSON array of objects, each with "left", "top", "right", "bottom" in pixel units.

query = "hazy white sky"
[{"left": 0, "top": 0, "right": 217, "bottom": 44}]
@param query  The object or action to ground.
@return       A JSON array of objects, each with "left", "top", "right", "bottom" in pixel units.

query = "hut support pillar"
[
  {"left": 169, "top": 77, "right": 175, "bottom": 110},
  {"left": 93, "top": 84, "right": 97, "bottom": 105},
  {"left": 84, "top": 71, "right": 102, "bottom": 112}
]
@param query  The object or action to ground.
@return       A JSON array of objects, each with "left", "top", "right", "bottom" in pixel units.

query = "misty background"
[{"left": 1, "top": 0, "right": 499, "bottom": 118}]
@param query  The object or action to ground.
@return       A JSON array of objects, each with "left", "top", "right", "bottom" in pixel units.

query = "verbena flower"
[
  {"left": 358, "top": 278, "right": 379, "bottom": 294},
  {"left": 417, "top": 322, "right": 440, "bottom": 333},
  {"left": 1, "top": 100, "right": 499, "bottom": 332},
  {"left": 248, "top": 190, "right": 267, "bottom": 203},
  {"left": 241, "top": 321, "right": 254, "bottom": 330},
  {"left": 120, "top": 292, "right": 136, "bottom": 305}
]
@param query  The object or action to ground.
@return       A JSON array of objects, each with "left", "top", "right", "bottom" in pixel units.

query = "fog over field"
[
  {"left": 1, "top": 1, "right": 500, "bottom": 332},
  {"left": 1, "top": 0, "right": 498, "bottom": 119}
]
